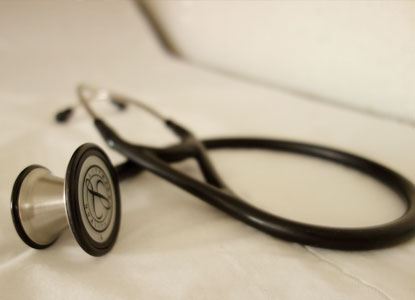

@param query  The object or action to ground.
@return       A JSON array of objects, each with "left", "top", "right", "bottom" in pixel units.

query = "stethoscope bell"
[{"left": 11, "top": 143, "right": 121, "bottom": 256}]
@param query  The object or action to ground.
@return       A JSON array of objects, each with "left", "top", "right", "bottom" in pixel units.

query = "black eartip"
[
  {"left": 110, "top": 99, "right": 127, "bottom": 110},
  {"left": 55, "top": 107, "right": 73, "bottom": 123}
]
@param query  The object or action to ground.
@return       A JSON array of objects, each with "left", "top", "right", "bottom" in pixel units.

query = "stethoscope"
[{"left": 11, "top": 84, "right": 415, "bottom": 256}]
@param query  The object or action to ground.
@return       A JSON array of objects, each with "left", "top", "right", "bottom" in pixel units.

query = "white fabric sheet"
[{"left": 0, "top": 1, "right": 414, "bottom": 299}]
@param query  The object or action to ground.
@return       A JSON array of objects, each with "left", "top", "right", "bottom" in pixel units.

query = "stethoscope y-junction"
[{"left": 11, "top": 84, "right": 415, "bottom": 256}]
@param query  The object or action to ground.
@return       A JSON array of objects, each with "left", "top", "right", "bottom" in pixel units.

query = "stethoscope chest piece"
[{"left": 11, "top": 143, "right": 121, "bottom": 256}]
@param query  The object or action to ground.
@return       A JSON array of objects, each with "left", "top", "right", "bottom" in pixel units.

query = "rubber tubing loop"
[{"left": 119, "top": 137, "right": 415, "bottom": 250}]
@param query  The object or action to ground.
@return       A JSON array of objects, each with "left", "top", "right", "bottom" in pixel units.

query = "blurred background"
[
  {"left": 1, "top": 0, "right": 414, "bottom": 125},
  {"left": 141, "top": 0, "right": 415, "bottom": 125}
]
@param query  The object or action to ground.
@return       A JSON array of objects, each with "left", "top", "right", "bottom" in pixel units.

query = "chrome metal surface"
[
  {"left": 77, "top": 84, "right": 100, "bottom": 119},
  {"left": 76, "top": 155, "right": 117, "bottom": 243},
  {"left": 109, "top": 91, "right": 166, "bottom": 121},
  {"left": 77, "top": 83, "right": 167, "bottom": 121},
  {"left": 17, "top": 167, "right": 67, "bottom": 246}
]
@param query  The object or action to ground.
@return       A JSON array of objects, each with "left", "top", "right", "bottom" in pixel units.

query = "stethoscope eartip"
[
  {"left": 55, "top": 107, "right": 73, "bottom": 123},
  {"left": 10, "top": 143, "right": 121, "bottom": 256}
]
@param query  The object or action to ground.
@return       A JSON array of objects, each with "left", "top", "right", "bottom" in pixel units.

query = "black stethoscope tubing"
[{"left": 96, "top": 118, "right": 415, "bottom": 251}]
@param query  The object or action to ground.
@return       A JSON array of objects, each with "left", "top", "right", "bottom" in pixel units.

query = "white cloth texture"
[{"left": 0, "top": 1, "right": 414, "bottom": 299}]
